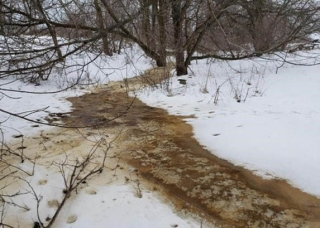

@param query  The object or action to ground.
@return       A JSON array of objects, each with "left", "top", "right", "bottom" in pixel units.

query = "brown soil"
[{"left": 60, "top": 69, "right": 320, "bottom": 228}]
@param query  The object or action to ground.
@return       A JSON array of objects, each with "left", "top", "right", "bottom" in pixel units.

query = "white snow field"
[{"left": 136, "top": 51, "right": 320, "bottom": 197}]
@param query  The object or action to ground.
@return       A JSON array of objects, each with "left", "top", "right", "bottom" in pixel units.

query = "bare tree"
[
  {"left": 0, "top": 0, "right": 151, "bottom": 134},
  {"left": 0, "top": 0, "right": 149, "bottom": 82},
  {"left": 94, "top": 0, "right": 112, "bottom": 56},
  {"left": 186, "top": 0, "right": 320, "bottom": 64}
]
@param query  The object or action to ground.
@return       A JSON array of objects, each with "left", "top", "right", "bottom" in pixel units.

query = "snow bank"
[
  {"left": 0, "top": 44, "right": 151, "bottom": 141},
  {"left": 136, "top": 52, "right": 320, "bottom": 197}
]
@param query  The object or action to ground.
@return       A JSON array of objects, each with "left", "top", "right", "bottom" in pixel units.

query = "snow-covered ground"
[
  {"left": 1, "top": 45, "right": 201, "bottom": 227},
  {"left": 2, "top": 40, "right": 320, "bottom": 227},
  {"left": 0, "top": 44, "right": 151, "bottom": 141},
  {"left": 4, "top": 160, "right": 198, "bottom": 228},
  {"left": 136, "top": 51, "right": 320, "bottom": 197}
]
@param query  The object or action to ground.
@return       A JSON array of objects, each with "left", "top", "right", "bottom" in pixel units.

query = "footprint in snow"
[
  {"left": 38, "top": 179, "right": 47, "bottom": 185},
  {"left": 67, "top": 215, "right": 77, "bottom": 224},
  {"left": 47, "top": 199, "right": 60, "bottom": 208},
  {"left": 85, "top": 187, "right": 97, "bottom": 195}
]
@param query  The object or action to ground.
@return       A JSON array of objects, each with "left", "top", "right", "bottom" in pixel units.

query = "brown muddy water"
[{"left": 59, "top": 71, "right": 320, "bottom": 228}]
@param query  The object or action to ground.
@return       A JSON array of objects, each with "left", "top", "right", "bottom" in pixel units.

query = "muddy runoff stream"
[{"left": 60, "top": 68, "right": 320, "bottom": 228}]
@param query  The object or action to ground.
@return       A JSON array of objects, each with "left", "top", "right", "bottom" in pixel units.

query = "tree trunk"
[
  {"left": 142, "top": 0, "right": 151, "bottom": 47},
  {"left": 0, "top": 0, "right": 4, "bottom": 35},
  {"left": 94, "top": 0, "right": 112, "bottom": 56},
  {"left": 171, "top": 0, "right": 187, "bottom": 76},
  {"left": 244, "top": 0, "right": 270, "bottom": 52},
  {"left": 157, "top": 0, "right": 167, "bottom": 67},
  {"left": 34, "top": 0, "right": 63, "bottom": 61},
  {"left": 100, "top": 0, "right": 163, "bottom": 64}
]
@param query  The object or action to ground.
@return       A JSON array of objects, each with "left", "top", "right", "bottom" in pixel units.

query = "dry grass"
[{"left": 139, "top": 63, "right": 174, "bottom": 90}]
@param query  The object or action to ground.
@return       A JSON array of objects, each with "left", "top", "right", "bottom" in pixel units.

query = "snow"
[
  {"left": 136, "top": 53, "right": 320, "bottom": 197},
  {"left": 0, "top": 44, "right": 151, "bottom": 141},
  {"left": 1, "top": 44, "right": 200, "bottom": 227},
  {"left": 2, "top": 38, "right": 320, "bottom": 227},
  {"left": 55, "top": 185, "right": 195, "bottom": 228},
  {"left": 4, "top": 165, "right": 197, "bottom": 228}
]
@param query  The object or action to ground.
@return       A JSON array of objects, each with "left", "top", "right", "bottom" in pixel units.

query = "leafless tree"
[
  {"left": 192, "top": 0, "right": 320, "bottom": 62},
  {"left": 0, "top": 0, "right": 150, "bottom": 82},
  {"left": 137, "top": 0, "right": 320, "bottom": 75},
  {"left": 2, "top": 0, "right": 320, "bottom": 79},
  {"left": 0, "top": 0, "right": 151, "bottom": 133}
]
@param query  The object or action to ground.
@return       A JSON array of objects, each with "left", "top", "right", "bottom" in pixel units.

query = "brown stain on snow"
[{"left": 63, "top": 71, "right": 320, "bottom": 228}]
